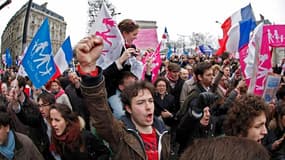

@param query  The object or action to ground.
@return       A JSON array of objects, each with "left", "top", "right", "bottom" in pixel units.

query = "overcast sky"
[{"left": 1, "top": 0, "right": 284, "bottom": 47}]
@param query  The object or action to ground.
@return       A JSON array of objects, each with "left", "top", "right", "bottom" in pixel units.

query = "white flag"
[
  {"left": 90, "top": 3, "right": 124, "bottom": 69},
  {"left": 246, "top": 22, "right": 264, "bottom": 94}
]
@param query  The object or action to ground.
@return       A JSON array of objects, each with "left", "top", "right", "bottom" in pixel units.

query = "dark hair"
[
  {"left": 50, "top": 103, "right": 80, "bottom": 155},
  {"left": 153, "top": 77, "right": 171, "bottom": 93},
  {"left": 118, "top": 71, "right": 137, "bottom": 86},
  {"left": 277, "top": 106, "right": 285, "bottom": 130},
  {"left": 50, "top": 79, "right": 62, "bottom": 87},
  {"left": 50, "top": 103, "right": 78, "bottom": 124},
  {"left": 180, "top": 136, "right": 270, "bottom": 160},
  {"left": 193, "top": 62, "right": 212, "bottom": 78},
  {"left": 276, "top": 85, "right": 285, "bottom": 100},
  {"left": 11, "top": 75, "right": 26, "bottom": 89},
  {"left": 120, "top": 80, "right": 155, "bottom": 117},
  {"left": 37, "top": 91, "right": 56, "bottom": 105},
  {"left": 224, "top": 94, "right": 269, "bottom": 137},
  {"left": 118, "top": 19, "right": 139, "bottom": 34},
  {"left": 0, "top": 94, "right": 8, "bottom": 111},
  {"left": 0, "top": 111, "right": 11, "bottom": 127}
]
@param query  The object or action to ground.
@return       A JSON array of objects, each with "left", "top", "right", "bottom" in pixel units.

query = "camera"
[
  {"left": 198, "top": 92, "right": 219, "bottom": 108},
  {"left": 191, "top": 92, "right": 219, "bottom": 113}
]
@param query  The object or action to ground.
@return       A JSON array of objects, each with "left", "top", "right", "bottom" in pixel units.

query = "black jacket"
[
  {"left": 57, "top": 130, "right": 110, "bottom": 160},
  {"left": 8, "top": 94, "right": 53, "bottom": 160}
]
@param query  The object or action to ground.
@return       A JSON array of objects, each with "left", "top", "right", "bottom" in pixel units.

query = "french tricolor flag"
[
  {"left": 52, "top": 36, "right": 73, "bottom": 79},
  {"left": 216, "top": 3, "right": 256, "bottom": 55},
  {"left": 226, "top": 19, "right": 254, "bottom": 53}
]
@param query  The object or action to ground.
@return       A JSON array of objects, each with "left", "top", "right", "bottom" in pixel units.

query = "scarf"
[
  {"left": 0, "top": 131, "right": 15, "bottom": 160},
  {"left": 54, "top": 89, "right": 65, "bottom": 99},
  {"left": 52, "top": 121, "right": 81, "bottom": 151}
]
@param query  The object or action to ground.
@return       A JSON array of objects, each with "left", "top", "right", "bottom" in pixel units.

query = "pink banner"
[
  {"left": 239, "top": 45, "right": 248, "bottom": 79},
  {"left": 133, "top": 28, "right": 159, "bottom": 50},
  {"left": 254, "top": 25, "right": 285, "bottom": 96}
]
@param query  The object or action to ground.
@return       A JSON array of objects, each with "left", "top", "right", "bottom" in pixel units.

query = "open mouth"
[
  {"left": 146, "top": 113, "right": 153, "bottom": 122},
  {"left": 257, "top": 138, "right": 263, "bottom": 144}
]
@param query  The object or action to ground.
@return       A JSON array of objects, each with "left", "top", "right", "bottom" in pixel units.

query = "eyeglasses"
[{"left": 38, "top": 103, "right": 50, "bottom": 108}]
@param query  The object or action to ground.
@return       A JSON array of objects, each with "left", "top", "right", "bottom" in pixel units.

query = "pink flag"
[
  {"left": 252, "top": 25, "right": 285, "bottom": 96},
  {"left": 151, "top": 42, "right": 162, "bottom": 82},
  {"left": 141, "top": 42, "right": 162, "bottom": 82},
  {"left": 89, "top": 3, "right": 124, "bottom": 69}
]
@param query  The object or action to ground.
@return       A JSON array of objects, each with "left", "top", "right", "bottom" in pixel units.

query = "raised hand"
[{"left": 75, "top": 35, "right": 104, "bottom": 73}]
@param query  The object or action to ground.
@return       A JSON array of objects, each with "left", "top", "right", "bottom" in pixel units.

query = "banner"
[
  {"left": 253, "top": 25, "right": 285, "bottom": 96},
  {"left": 262, "top": 74, "right": 281, "bottom": 103},
  {"left": 90, "top": 2, "right": 124, "bottom": 69},
  {"left": 21, "top": 18, "right": 56, "bottom": 88}
]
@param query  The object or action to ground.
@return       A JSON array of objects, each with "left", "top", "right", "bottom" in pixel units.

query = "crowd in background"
[{"left": 0, "top": 18, "right": 284, "bottom": 160}]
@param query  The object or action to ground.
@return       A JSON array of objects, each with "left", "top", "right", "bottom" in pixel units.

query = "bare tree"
[
  {"left": 87, "top": 0, "right": 117, "bottom": 34},
  {"left": 188, "top": 32, "right": 216, "bottom": 48}
]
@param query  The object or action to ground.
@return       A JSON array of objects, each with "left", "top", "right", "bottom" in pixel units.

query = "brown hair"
[
  {"left": 37, "top": 91, "right": 56, "bottom": 105},
  {"left": 224, "top": 94, "right": 269, "bottom": 137},
  {"left": 50, "top": 103, "right": 81, "bottom": 155},
  {"left": 120, "top": 80, "right": 154, "bottom": 117},
  {"left": 153, "top": 77, "right": 171, "bottom": 93},
  {"left": 180, "top": 136, "right": 270, "bottom": 160},
  {"left": 118, "top": 19, "right": 139, "bottom": 34}
]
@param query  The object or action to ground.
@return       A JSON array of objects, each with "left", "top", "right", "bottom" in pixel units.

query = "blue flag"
[
  {"left": 166, "top": 45, "right": 172, "bottom": 60},
  {"left": 199, "top": 45, "right": 214, "bottom": 56},
  {"left": 5, "top": 48, "right": 12, "bottom": 67},
  {"left": 22, "top": 18, "right": 56, "bottom": 88}
]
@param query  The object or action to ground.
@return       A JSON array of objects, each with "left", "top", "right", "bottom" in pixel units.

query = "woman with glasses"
[{"left": 37, "top": 91, "right": 61, "bottom": 160}]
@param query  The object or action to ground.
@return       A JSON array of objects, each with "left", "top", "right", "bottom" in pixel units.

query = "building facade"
[{"left": 1, "top": 2, "right": 66, "bottom": 65}]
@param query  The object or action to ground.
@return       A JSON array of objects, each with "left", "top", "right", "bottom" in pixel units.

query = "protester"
[
  {"left": 0, "top": 110, "right": 45, "bottom": 160},
  {"left": 75, "top": 35, "right": 171, "bottom": 159},
  {"left": 176, "top": 91, "right": 219, "bottom": 154},
  {"left": 224, "top": 94, "right": 269, "bottom": 143},
  {"left": 49, "top": 103, "right": 110, "bottom": 160},
  {"left": 184, "top": 64, "right": 194, "bottom": 79},
  {"left": 37, "top": 92, "right": 61, "bottom": 160},
  {"left": 153, "top": 77, "right": 176, "bottom": 126},
  {"left": 6, "top": 76, "right": 54, "bottom": 160},
  {"left": 179, "top": 136, "right": 270, "bottom": 160},
  {"left": 65, "top": 71, "right": 91, "bottom": 130},
  {"left": 108, "top": 71, "right": 137, "bottom": 119},
  {"left": 31, "top": 85, "right": 44, "bottom": 101},
  {"left": 0, "top": 82, "right": 8, "bottom": 98},
  {"left": 264, "top": 106, "right": 285, "bottom": 159},
  {"left": 162, "top": 62, "right": 185, "bottom": 113},
  {"left": 48, "top": 79, "right": 72, "bottom": 110},
  {"left": 104, "top": 19, "right": 140, "bottom": 97},
  {"left": 177, "top": 62, "right": 213, "bottom": 120},
  {"left": 179, "top": 68, "right": 189, "bottom": 80}
]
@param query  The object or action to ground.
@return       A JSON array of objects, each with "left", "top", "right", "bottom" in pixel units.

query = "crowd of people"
[{"left": 0, "top": 18, "right": 284, "bottom": 160}]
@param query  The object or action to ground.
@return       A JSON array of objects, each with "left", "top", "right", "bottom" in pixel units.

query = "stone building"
[{"left": 1, "top": 2, "right": 66, "bottom": 65}]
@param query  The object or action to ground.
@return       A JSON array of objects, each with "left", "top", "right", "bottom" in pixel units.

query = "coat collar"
[{"left": 120, "top": 115, "right": 167, "bottom": 134}]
